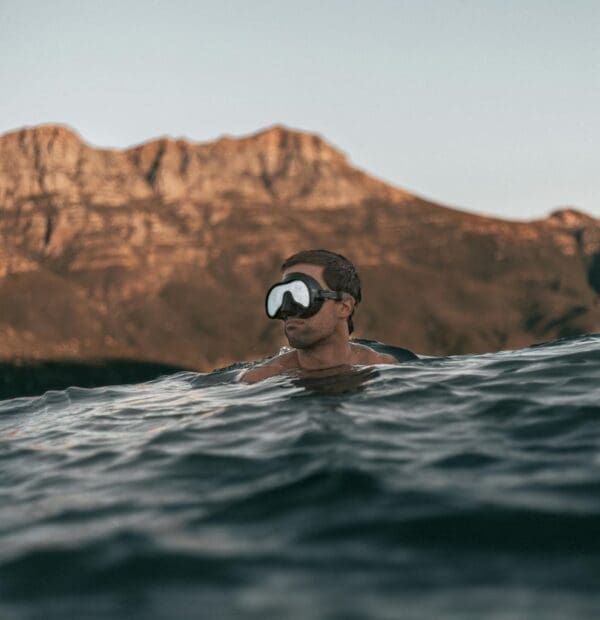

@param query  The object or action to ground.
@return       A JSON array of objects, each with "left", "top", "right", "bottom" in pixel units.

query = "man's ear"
[{"left": 338, "top": 295, "right": 355, "bottom": 319}]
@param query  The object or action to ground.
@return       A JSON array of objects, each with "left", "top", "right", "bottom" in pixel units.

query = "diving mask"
[{"left": 265, "top": 272, "right": 344, "bottom": 320}]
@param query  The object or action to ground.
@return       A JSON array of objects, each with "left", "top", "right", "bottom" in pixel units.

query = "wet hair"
[{"left": 281, "top": 249, "right": 361, "bottom": 334}]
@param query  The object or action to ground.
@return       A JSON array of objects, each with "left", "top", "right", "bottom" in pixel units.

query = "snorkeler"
[{"left": 240, "top": 249, "right": 402, "bottom": 383}]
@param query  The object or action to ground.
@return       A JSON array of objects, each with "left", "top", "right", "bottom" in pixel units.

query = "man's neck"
[{"left": 295, "top": 336, "right": 353, "bottom": 371}]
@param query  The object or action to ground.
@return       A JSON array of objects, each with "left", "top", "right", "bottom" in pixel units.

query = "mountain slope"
[{"left": 0, "top": 124, "right": 598, "bottom": 369}]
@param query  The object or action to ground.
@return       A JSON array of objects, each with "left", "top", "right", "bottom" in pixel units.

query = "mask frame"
[{"left": 265, "top": 272, "right": 344, "bottom": 320}]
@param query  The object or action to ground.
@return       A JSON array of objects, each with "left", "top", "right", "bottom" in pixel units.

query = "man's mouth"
[{"left": 285, "top": 318, "right": 304, "bottom": 328}]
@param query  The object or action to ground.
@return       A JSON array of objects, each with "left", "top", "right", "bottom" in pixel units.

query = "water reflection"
[{"left": 289, "top": 366, "right": 380, "bottom": 395}]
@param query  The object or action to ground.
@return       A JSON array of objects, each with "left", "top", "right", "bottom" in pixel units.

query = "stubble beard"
[
  {"left": 285, "top": 329, "right": 311, "bottom": 349},
  {"left": 285, "top": 324, "right": 330, "bottom": 350}
]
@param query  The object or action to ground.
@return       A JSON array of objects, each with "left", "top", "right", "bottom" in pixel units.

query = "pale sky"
[{"left": 1, "top": 0, "right": 598, "bottom": 220}]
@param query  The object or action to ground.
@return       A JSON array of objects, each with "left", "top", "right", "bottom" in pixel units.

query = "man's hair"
[{"left": 281, "top": 249, "right": 361, "bottom": 334}]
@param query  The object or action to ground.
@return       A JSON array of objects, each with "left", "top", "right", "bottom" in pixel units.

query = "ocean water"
[{"left": 1, "top": 334, "right": 600, "bottom": 620}]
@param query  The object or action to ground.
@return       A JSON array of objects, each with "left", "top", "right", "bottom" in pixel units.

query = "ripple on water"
[{"left": 1, "top": 334, "right": 600, "bottom": 619}]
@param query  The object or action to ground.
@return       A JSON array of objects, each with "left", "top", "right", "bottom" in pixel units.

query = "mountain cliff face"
[{"left": 1, "top": 124, "right": 599, "bottom": 370}]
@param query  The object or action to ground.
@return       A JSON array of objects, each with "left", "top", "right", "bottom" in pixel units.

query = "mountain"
[{"left": 1, "top": 124, "right": 599, "bottom": 374}]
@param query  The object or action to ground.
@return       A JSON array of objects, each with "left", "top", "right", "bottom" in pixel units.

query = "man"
[{"left": 240, "top": 249, "right": 401, "bottom": 383}]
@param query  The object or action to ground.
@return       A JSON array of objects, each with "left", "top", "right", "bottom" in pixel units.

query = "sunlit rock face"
[{"left": 0, "top": 124, "right": 599, "bottom": 369}]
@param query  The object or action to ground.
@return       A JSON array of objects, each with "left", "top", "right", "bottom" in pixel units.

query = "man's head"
[
  {"left": 266, "top": 249, "right": 361, "bottom": 349},
  {"left": 281, "top": 250, "right": 361, "bottom": 332}
]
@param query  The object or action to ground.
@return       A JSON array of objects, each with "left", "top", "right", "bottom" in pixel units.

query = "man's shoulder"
[
  {"left": 238, "top": 350, "right": 298, "bottom": 384},
  {"left": 351, "top": 342, "right": 400, "bottom": 365}
]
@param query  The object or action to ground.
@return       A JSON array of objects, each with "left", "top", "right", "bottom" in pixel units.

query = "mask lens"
[
  {"left": 288, "top": 280, "right": 310, "bottom": 307},
  {"left": 266, "top": 280, "right": 311, "bottom": 317},
  {"left": 266, "top": 285, "right": 284, "bottom": 318}
]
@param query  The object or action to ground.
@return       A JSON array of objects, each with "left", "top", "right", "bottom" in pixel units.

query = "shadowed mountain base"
[{"left": 0, "top": 361, "right": 189, "bottom": 400}]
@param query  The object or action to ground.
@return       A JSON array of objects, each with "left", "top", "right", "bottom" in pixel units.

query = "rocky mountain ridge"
[{"left": 1, "top": 124, "right": 598, "bottom": 372}]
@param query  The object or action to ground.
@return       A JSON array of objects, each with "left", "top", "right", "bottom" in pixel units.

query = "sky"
[{"left": 1, "top": 0, "right": 598, "bottom": 221}]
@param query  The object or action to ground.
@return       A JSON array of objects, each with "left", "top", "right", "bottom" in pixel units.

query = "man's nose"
[{"left": 280, "top": 291, "right": 301, "bottom": 319}]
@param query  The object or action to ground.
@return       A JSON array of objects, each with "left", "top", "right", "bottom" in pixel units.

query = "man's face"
[{"left": 280, "top": 263, "right": 345, "bottom": 349}]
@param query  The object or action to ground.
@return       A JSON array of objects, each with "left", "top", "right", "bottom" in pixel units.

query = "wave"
[{"left": 1, "top": 334, "right": 600, "bottom": 618}]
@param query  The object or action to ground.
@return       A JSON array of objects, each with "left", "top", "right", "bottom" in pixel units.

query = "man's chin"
[
  {"left": 285, "top": 331, "right": 310, "bottom": 349},
  {"left": 285, "top": 335, "right": 302, "bottom": 349}
]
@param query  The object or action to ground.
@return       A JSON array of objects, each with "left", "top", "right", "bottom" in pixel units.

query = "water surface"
[{"left": 2, "top": 335, "right": 600, "bottom": 619}]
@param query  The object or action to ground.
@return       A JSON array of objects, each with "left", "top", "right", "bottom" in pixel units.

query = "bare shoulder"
[
  {"left": 351, "top": 343, "right": 399, "bottom": 365},
  {"left": 238, "top": 351, "right": 298, "bottom": 384}
]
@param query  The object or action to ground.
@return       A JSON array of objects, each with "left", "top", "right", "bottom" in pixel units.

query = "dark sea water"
[{"left": 2, "top": 334, "right": 600, "bottom": 620}]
